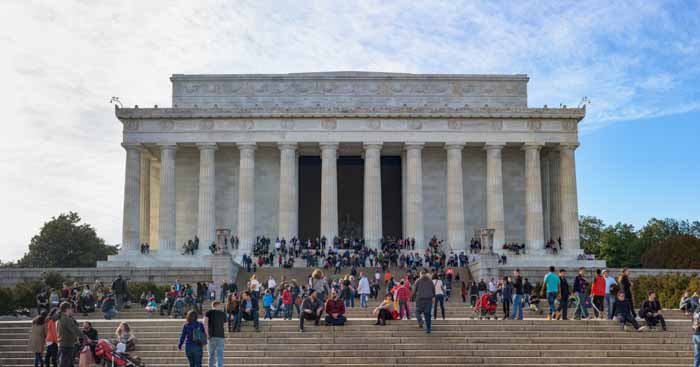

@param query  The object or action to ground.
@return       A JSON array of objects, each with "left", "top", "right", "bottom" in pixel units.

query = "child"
[
  {"left": 263, "top": 289, "right": 274, "bottom": 320},
  {"left": 173, "top": 295, "right": 185, "bottom": 319},
  {"left": 529, "top": 290, "right": 542, "bottom": 315},
  {"left": 282, "top": 286, "right": 293, "bottom": 320},
  {"left": 612, "top": 291, "right": 647, "bottom": 332},
  {"left": 145, "top": 297, "right": 158, "bottom": 313}
]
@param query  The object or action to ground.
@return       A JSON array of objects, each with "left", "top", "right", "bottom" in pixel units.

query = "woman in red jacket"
[
  {"left": 282, "top": 286, "right": 293, "bottom": 320},
  {"left": 591, "top": 269, "right": 606, "bottom": 319}
]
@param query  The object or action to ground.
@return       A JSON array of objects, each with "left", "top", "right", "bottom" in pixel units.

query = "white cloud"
[{"left": 0, "top": 0, "right": 698, "bottom": 261}]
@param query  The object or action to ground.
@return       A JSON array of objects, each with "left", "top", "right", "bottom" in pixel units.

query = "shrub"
[
  {"left": 632, "top": 274, "right": 700, "bottom": 309},
  {"left": 128, "top": 282, "right": 170, "bottom": 302},
  {"left": 13, "top": 280, "right": 44, "bottom": 310}
]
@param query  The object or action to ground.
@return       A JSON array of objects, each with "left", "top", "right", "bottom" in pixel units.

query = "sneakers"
[
  {"left": 546, "top": 315, "right": 551, "bottom": 321},
  {"left": 638, "top": 326, "right": 648, "bottom": 332}
]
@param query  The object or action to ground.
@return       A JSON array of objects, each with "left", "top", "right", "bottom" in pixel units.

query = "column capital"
[
  {"left": 445, "top": 143, "right": 465, "bottom": 151},
  {"left": 196, "top": 143, "right": 218, "bottom": 151},
  {"left": 319, "top": 142, "right": 339, "bottom": 151},
  {"left": 404, "top": 142, "right": 424, "bottom": 151},
  {"left": 522, "top": 142, "right": 545, "bottom": 151},
  {"left": 363, "top": 142, "right": 383, "bottom": 151},
  {"left": 121, "top": 143, "right": 142, "bottom": 151},
  {"left": 278, "top": 142, "right": 298, "bottom": 151},
  {"left": 484, "top": 143, "right": 505, "bottom": 151},
  {"left": 158, "top": 143, "right": 178, "bottom": 151},
  {"left": 558, "top": 142, "right": 580, "bottom": 151},
  {"left": 237, "top": 142, "right": 257, "bottom": 151}
]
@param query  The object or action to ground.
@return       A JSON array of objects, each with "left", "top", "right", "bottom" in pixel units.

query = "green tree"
[
  {"left": 579, "top": 215, "right": 605, "bottom": 257},
  {"left": 640, "top": 235, "right": 700, "bottom": 269},
  {"left": 16, "top": 212, "right": 117, "bottom": 268},
  {"left": 598, "top": 222, "right": 639, "bottom": 268}
]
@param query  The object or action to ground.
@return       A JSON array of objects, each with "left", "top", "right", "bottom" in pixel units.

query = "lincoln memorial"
[{"left": 104, "top": 72, "right": 595, "bottom": 269}]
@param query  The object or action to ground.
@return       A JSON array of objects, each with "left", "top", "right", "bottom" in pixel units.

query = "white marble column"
[
  {"left": 363, "top": 143, "right": 383, "bottom": 248},
  {"left": 446, "top": 143, "right": 465, "bottom": 252},
  {"left": 237, "top": 143, "right": 256, "bottom": 255},
  {"left": 405, "top": 143, "right": 424, "bottom": 248},
  {"left": 320, "top": 143, "right": 339, "bottom": 241},
  {"left": 549, "top": 151, "right": 561, "bottom": 242},
  {"left": 559, "top": 143, "right": 580, "bottom": 253},
  {"left": 524, "top": 142, "right": 545, "bottom": 254},
  {"left": 197, "top": 143, "right": 217, "bottom": 250},
  {"left": 542, "top": 151, "right": 552, "bottom": 242},
  {"left": 121, "top": 143, "right": 141, "bottom": 254},
  {"left": 158, "top": 144, "right": 177, "bottom": 254},
  {"left": 139, "top": 152, "right": 151, "bottom": 245},
  {"left": 278, "top": 142, "right": 298, "bottom": 240},
  {"left": 485, "top": 144, "right": 505, "bottom": 247}
]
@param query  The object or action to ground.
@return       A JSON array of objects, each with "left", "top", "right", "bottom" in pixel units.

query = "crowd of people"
[{"left": 29, "top": 263, "right": 700, "bottom": 367}]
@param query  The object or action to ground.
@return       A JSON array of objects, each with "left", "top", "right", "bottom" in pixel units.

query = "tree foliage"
[
  {"left": 15, "top": 212, "right": 117, "bottom": 268},
  {"left": 640, "top": 235, "right": 700, "bottom": 269},
  {"left": 580, "top": 216, "right": 700, "bottom": 268}
]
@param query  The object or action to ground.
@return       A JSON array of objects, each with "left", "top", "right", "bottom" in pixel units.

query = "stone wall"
[{"left": 0, "top": 267, "right": 212, "bottom": 287}]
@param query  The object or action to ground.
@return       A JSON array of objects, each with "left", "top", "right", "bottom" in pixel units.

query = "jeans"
[
  {"left": 283, "top": 304, "right": 292, "bottom": 320},
  {"left": 560, "top": 298, "right": 569, "bottom": 320},
  {"left": 547, "top": 292, "right": 557, "bottom": 316},
  {"left": 693, "top": 335, "right": 700, "bottom": 367},
  {"left": 511, "top": 294, "right": 523, "bottom": 320},
  {"left": 273, "top": 298, "right": 284, "bottom": 318},
  {"left": 416, "top": 300, "right": 433, "bottom": 333},
  {"left": 360, "top": 293, "right": 368, "bottom": 308},
  {"left": 238, "top": 309, "right": 260, "bottom": 329},
  {"left": 103, "top": 308, "right": 117, "bottom": 320},
  {"left": 324, "top": 315, "right": 347, "bottom": 325},
  {"left": 263, "top": 306, "right": 272, "bottom": 319},
  {"left": 616, "top": 313, "right": 640, "bottom": 330},
  {"left": 523, "top": 294, "right": 530, "bottom": 308},
  {"left": 185, "top": 344, "right": 203, "bottom": 367},
  {"left": 34, "top": 352, "right": 43, "bottom": 367},
  {"left": 398, "top": 300, "right": 410, "bottom": 319},
  {"left": 605, "top": 294, "right": 615, "bottom": 320},
  {"left": 300, "top": 312, "right": 322, "bottom": 330},
  {"left": 207, "top": 337, "right": 224, "bottom": 367},
  {"left": 574, "top": 292, "right": 588, "bottom": 319},
  {"left": 502, "top": 299, "right": 511, "bottom": 318},
  {"left": 45, "top": 344, "right": 58, "bottom": 367},
  {"left": 57, "top": 347, "right": 74, "bottom": 367},
  {"left": 433, "top": 294, "right": 445, "bottom": 320},
  {"left": 592, "top": 295, "right": 604, "bottom": 318},
  {"left": 644, "top": 314, "right": 667, "bottom": 330}
]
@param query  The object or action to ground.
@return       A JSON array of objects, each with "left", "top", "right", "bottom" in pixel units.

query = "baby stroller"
[
  {"left": 95, "top": 339, "right": 145, "bottom": 367},
  {"left": 474, "top": 292, "right": 498, "bottom": 320}
]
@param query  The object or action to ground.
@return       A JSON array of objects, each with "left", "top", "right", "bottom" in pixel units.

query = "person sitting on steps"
[
  {"left": 324, "top": 290, "right": 347, "bottom": 326},
  {"left": 300, "top": 289, "right": 324, "bottom": 332},
  {"left": 640, "top": 290, "right": 666, "bottom": 331},
  {"left": 612, "top": 291, "right": 647, "bottom": 332}
]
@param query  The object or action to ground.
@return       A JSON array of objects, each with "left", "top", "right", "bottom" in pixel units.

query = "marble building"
[{"left": 105, "top": 72, "right": 592, "bottom": 268}]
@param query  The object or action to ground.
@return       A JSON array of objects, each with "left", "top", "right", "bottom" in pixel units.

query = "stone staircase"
[{"left": 0, "top": 317, "right": 693, "bottom": 366}]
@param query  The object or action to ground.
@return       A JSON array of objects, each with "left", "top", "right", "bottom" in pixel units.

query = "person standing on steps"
[
  {"left": 618, "top": 268, "right": 636, "bottom": 318},
  {"left": 204, "top": 301, "right": 227, "bottom": 367},
  {"left": 178, "top": 311, "right": 206, "bottom": 367},
  {"left": 358, "top": 272, "right": 370, "bottom": 308},
  {"left": 414, "top": 270, "right": 436, "bottom": 334},
  {"left": 511, "top": 270, "right": 524, "bottom": 320},
  {"left": 543, "top": 266, "right": 560, "bottom": 320},
  {"left": 572, "top": 267, "right": 590, "bottom": 320},
  {"left": 432, "top": 274, "right": 446, "bottom": 320},
  {"left": 557, "top": 269, "right": 570, "bottom": 321},
  {"left": 603, "top": 269, "right": 617, "bottom": 320},
  {"left": 501, "top": 276, "right": 512, "bottom": 320},
  {"left": 56, "top": 302, "right": 89, "bottom": 367},
  {"left": 591, "top": 269, "right": 606, "bottom": 319}
]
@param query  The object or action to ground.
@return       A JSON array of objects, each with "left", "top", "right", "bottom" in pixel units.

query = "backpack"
[{"left": 192, "top": 323, "right": 207, "bottom": 346}]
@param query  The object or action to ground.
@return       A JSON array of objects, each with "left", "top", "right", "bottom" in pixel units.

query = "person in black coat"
[
  {"left": 557, "top": 269, "right": 570, "bottom": 320},
  {"left": 640, "top": 290, "right": 666, "bottom": 331},
  {"left": 613, "top": 291, "right": 647, "bottom": 331},
  {"left": 619, "top": 268, "right": 636, "bottom": 317}
]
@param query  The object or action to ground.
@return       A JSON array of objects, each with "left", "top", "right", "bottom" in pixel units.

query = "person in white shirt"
[
  {"left": 488, "top": 278, "right": 497, "bottom": 293},
  {"left": 268, "top": 276, "right": 277, "bottom": 294},
  {"left": 432, "top": 274, "right": 446, "bottom": 320},
  {"left": 358, "top": 273, "right": 371, "bottom": 308},
  {"left": 248, "top": 275, "right": 261, "bottom": 299},
  {"left": 374, "top": 271, "right": 381, "bottom": 283}
]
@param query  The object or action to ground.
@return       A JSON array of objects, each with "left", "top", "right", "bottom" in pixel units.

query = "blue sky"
[{"left": 0, "top": 1, "right": 698, "bottom": 261}]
